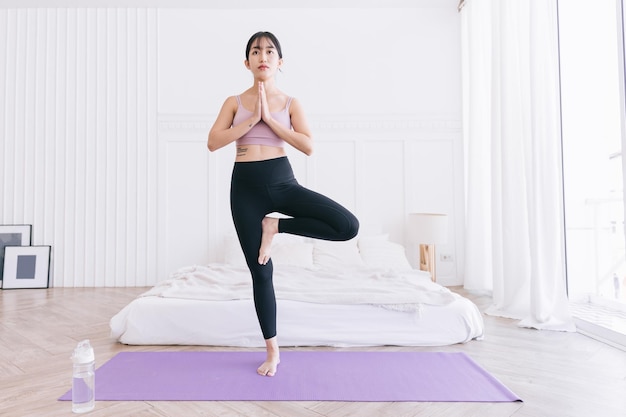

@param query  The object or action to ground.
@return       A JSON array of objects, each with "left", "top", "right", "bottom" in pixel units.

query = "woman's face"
[{"left": 245, "top": 37, "right": 282, "bottom": 79}]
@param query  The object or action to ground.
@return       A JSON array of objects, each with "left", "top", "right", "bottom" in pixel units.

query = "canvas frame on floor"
[
  {"left": 0, "top": 225, "right": 32, "bottom": 286},
  {"left": 2, "top": 245, "right": 51, "bottom": 289}
]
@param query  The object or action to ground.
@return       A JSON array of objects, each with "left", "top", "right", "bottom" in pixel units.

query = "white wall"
[
  {"left": 0, "top": 1, "right": 464, "bottom": 287},
  {"left": 0, "top": 8, "right": 160, "bottom": 287}
]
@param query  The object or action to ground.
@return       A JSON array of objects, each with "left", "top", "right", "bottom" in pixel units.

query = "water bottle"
[{"left": 71, "top": 339, "right": 95, "bottom": 413}]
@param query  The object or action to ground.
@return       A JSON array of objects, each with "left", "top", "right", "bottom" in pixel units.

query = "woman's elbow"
[
  {"left": 302, "top": 138, "right": 314, "bottom": 156},
  {"left": 207, "top": 134, "right": 220, "bottom": 152}
]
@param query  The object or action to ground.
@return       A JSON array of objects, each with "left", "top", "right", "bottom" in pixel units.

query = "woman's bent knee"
[{"left": 340, "top": 213, "right": 359, "bottom": 241}]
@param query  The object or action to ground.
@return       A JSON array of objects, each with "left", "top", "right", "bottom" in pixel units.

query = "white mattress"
[{"left": 110, "top": 264, "right": 484, "bottom": 347}]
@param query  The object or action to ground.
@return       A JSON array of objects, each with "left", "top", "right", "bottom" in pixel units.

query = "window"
[{"left": 559, "top": 0, "right": 626, "bottom": 347}]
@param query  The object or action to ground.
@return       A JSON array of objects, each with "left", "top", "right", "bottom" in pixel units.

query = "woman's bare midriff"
[{"left": 235, "top": 144, "right": 287, "bottom": 162}]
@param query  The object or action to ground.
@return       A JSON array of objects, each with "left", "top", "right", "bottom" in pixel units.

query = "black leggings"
[{"left": 230, "top": 156, "right": 359, "bottom": 339}]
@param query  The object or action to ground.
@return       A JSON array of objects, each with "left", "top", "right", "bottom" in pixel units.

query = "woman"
[{"left": 208, "top": 31, "right": 359, "bottom": 377}]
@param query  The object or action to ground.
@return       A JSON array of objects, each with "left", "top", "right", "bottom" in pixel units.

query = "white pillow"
[
  {"left": 271, "top": 241, "right": 314, "bottom": 268},
  {"left": 272, "top": 233, "right": 304, "bottom": 246},
  {"left": 312, "top": 238, "right": 365, "bottom": 270},
  {"left": 223, "top": 234, "right": 313, "bottom": 268},
  {"left": 358, "top": 235, "right": 413, "bottom": 270}
]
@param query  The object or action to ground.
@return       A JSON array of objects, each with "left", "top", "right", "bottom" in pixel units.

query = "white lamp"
[{"left": 408, "top": 213, "right": 448, "bottom": 282}]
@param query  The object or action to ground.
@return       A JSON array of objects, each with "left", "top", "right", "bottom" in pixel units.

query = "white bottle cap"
[{"left": 71, "top": 339, "right": 95, "bottom": 364}]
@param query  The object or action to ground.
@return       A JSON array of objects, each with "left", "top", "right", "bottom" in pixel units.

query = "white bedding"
[
  {"left": 110, "top": 235, "right": 484, "bottom": 347},
  {"left": 141, "top": 264, "right": 457, "bottom": 308}
]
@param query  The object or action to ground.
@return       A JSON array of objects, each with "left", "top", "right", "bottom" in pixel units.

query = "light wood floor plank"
[{"left": 0, "top": 287, "right": 625, "bottom": 416}]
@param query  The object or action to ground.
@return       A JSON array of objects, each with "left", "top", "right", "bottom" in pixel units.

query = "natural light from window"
[{"left": 559, "top": 0, "right": 626, "bottom": 344}]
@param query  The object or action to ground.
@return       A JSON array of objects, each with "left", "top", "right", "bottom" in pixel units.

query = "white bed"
[{"left": 110, "top": 235, "right": 484, "bottom": 347}]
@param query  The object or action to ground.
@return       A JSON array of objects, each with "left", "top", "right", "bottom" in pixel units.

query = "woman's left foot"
[
  {"left": 258, "top": 336, "right": 280, "bottom": 376},
  {"left": 258, "top": 217, "right": 279, "bottom": 265},
  {"left": 257, "top": 354, "right": 280, "bottom": 377}
]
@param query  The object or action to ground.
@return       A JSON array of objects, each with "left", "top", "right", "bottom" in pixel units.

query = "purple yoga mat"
[{"left": 59, "top": 351, "right": 520, "bottom": 402}]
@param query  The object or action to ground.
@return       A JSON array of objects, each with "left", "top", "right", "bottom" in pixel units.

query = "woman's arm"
[
  {"left": 255, "top": 82, "right": 313, "bottom": 156},
  {"left": 207, "top": 96, "right": 260, "bottom": 152},
  {"left": 264, "top": 97, "right": 314, "bottom": 156}
]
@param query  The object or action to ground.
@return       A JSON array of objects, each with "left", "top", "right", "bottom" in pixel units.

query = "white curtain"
[{"left": 461, "top": 0, "right": 575, "bottom": 331}]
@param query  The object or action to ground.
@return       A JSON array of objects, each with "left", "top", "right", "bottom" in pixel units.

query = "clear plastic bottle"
[{"left": 71, "top": 339, "right": 95, "bottom": 413}]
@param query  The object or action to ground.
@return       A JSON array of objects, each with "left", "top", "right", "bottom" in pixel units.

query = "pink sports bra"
[{"left": 233, "top": 96, "right": 292, "bottom": 148}]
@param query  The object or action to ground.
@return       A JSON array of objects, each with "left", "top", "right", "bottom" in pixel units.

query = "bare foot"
[
  {"left": 258, "top": 337, "right": 280, "bottom": 377},
  {"left": 257, "top": 354, "right": 280, "bottom": 377},
  {"left": 258, "top": 217, "right": 279, "bottom": 265}
]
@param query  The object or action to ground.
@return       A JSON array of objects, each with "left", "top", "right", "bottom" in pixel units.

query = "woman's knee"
[
  {"left": 345, "top": 213, "right": 359, "bottom": 240},
  {"left": 337, "top": 211, "right": 359, "bottom": 241},
  {"left": 248, "top": 261, "right": 273, "bottom": 284}
]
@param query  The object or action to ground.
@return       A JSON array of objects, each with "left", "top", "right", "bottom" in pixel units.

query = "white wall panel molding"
[
  {"left": 159, "top": 111, "right": 463, "bottom": 285},
  {"left": 311, "top": 116, "right": 461, "bottom": 134},
  {"left": 157, "top": 113, "right": 462, "bottom": 139}
]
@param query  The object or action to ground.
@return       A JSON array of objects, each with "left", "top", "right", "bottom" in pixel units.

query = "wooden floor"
[{"left": 1, "top": 287, "right": 625, "bottom": 417}]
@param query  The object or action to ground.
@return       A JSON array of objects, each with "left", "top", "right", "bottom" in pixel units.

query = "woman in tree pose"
[{"left": 208, "top": 31, "right": 359, "bottom": 377}]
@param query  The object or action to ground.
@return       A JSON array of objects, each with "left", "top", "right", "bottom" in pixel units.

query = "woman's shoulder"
[
  {"left": 220, "top": 95, "right": 240, "bottom": 112},
  {"left": 287, "top": 96, "right": 304, "bottom": 113},
  {"left": 219, "top": 95, "right": 239, "bottom": 105}
]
